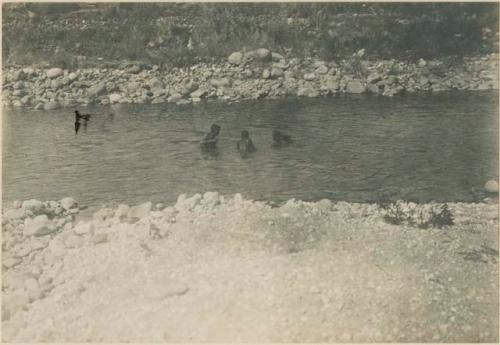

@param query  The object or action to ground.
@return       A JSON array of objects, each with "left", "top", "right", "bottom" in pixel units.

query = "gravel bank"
[
  {"left": 2, "top": 51, "right": 498, "bottom": 110},
  {"left": 2, "top": 193, "right": 498, "bottom": 342}
]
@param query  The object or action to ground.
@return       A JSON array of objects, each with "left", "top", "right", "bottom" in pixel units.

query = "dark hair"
[
  {"left": 241, "top": 130, "right": 249, "bottom": 138},
  {"left": 211, "top": 124, "right": 221, "bottom": 133}
]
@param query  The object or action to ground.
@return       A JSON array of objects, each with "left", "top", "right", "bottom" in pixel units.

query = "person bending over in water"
[
  {"left": 237, "top": 130, "right": 257, "bottom": 157},
  {"left": 200, "top": 124, "right": 221, "bottom": 151},
  {"left": 272, "top": 129, "right": 293, "bottom": 147},
  {"left": 75, "top": 110, "right": 92, "bottom": 133}
]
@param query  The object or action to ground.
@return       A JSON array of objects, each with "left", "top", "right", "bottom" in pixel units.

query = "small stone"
[
  {"left": 255, "top": 48, "right": 271, "bottom": 61},
  {"left": 315, "top": 65, "right": 329, "bottom": 75},
  {"left": 109, "top": 93, "right": 121, "bottom": 103},
  {"left": 93, "top": 233, "right": 108, "bottom": 244},
  {"left": 303, "top": 73, "right": 316, "bottom": 81},
  {"left": 155, "top": 203, "right": 165, "bottom": 210}
]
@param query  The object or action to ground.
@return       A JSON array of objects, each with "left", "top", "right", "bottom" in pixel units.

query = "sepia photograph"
[{"left": 1, "top": 1, "right": 499, "bottom": 342}]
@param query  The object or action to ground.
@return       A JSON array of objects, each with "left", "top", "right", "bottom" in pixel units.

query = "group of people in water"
[
  {"left": 200, "top": 123, "right": 293, "bottom": 157},
  {"left": 74, "top": 110, "right": 292, "bottom": 157}
]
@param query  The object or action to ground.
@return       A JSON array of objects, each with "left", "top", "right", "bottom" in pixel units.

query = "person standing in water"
[
  {"left": 75, "top": 110, "right": 92, "bottom": 134},
  {"left": 237, "top": 130, "right": 257, "bottom": 158},
  {"left": 200, "top": 124, "right": 221, "bottom": 151},
  {"left": 272, "top": 129, "right": 293, "bottom": 147}
]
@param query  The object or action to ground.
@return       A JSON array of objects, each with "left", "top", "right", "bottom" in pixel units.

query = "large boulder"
[
  {"left": 60, "top": 197, "right": 78, "bottom": 211},
  {"left": 22, "top": 199, "right": 44, "bottom": 214},
  {"left": 228, "top": 52, "right": 243, "bottom": 65},
  {"left": 46, "top": 68, "right": 63, "bottom": 79},
  {"left": 484, "top": 180, "right": 499, "bottom": 193}
]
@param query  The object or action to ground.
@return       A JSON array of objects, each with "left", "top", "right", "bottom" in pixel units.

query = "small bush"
[{"left": 379, "top": 200, "right": 454, "bottom": 229}]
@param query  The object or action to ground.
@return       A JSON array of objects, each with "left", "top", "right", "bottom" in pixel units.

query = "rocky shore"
[
  {"left": 3, "top": 50, "right": 499, "bottom": 110},
  {"left": 2, "top": 193, "right": 498, "bottom": 342}
]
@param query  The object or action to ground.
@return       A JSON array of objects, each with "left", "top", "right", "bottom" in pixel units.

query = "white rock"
[
  {"left": 109, "top": 93, "right": 122, "bottom": 103},
  {"left": 46, "top": 68, "right": 63, "bottom": 79},
  {"left": 175, "top": 194, "right": 201, "bottom": 212},
  {"left": 484, "top": 180, "right": 499, "bottom": 193},
  {"left": 68, "top": 72, "right": 78, "bottom": 81},
  {"left": 316, "top": 65, "right": 329, "bottom": 75},
  {"left": 60, "top": 197, "right": 78, "bottom": 211},
  {"left": 115, "top": 204, "right": 130, "bottom": 219},
  {"left": 13, "top": 200, "right": 22, "bottom": 209},
  {"left": 255, "top": 48, "right": 271, "bottom": 61},
  {"left": 303, "top": 73, "right": 316, "bottom": 81},
  {"left": 203, "top": 192, "right": 220, "bottom": 207},
  {"left": 228, "top": 52, "right": 243, "bottom": 65},
  {"left": 128, "top": 202, "right": 153, "bottom": 219}
]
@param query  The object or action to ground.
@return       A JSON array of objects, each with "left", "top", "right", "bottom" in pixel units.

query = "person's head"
[
  {"left": 75, "top": 110, "right": 80, "bottom": 116},
  {"left": 211, "top": 124, "right": 221, "bottom": 135},
  {"left": 241, "top": 130, "right": 249, "bottom": 139}
]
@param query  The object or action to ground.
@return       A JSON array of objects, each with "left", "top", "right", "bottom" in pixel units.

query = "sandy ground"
[{"left": 2, "top": 194, "right": 498, "bottom": 342}]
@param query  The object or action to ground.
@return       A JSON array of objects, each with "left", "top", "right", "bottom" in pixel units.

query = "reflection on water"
[{"left": 2, "top": 91, "right": 498, "bottom": 208}]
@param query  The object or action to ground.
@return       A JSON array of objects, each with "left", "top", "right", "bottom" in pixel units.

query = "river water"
[{"left": 2, "top": 91, "right": 498, "bottom": 208}]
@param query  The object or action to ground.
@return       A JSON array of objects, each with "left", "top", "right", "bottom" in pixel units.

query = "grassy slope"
[{"left": 2, "top": 3, "right": 499, "bottom": 68}]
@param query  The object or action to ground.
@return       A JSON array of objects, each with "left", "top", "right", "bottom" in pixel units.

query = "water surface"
[{"left": 3, "top": 91, "right": 498, "bottom": 208}]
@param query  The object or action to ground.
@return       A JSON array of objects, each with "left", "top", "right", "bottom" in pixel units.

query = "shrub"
[{"left": 379, "top": 200, "right": 454, "bottom": 229}]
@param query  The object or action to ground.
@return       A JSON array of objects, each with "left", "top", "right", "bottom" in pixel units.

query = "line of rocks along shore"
[{"left": 2, "top": 49, "right": 499, "bottom": 110}]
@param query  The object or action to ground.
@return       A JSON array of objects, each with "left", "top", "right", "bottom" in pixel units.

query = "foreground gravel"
[{"left": 2, "top": 193, "right": 498, "bottom": 342}]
